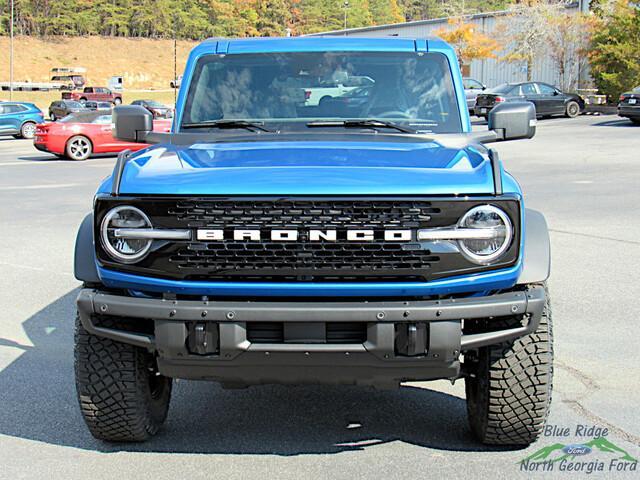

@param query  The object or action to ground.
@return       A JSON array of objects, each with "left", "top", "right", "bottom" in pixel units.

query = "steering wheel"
[{"left": 375, "top": 110, "right": 412, "bottom": 119}]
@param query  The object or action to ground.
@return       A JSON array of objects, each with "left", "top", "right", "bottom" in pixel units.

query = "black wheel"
[
  {"left": 465, "top": 284, "right": 553, "bottom": 446},
  {"left": 79, "top": 97, "right": 88, "bottom": 102},
  {"left": 20, "top": 121, "right": 37, "bottom": 139},
  {"left": 113, "top": 97, "right": 122, "bottom": 105},
  {"left": 65, "top": 135, "right": 93, "bottom": 161},
  {"left": 74, "top": 315, "right": 172, "bottom": 442},
  {"left": 565, "top": 100, "right": 580, "bottom": 118}
]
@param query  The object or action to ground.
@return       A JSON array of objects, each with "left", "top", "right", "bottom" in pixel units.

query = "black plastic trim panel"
[{"left": 94, "top": 195, "right": 521, "bottom": 283}]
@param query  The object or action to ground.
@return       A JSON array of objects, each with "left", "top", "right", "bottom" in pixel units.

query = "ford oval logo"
[{"left": 562, "top": 444, "right": 592, "bottom": 456}]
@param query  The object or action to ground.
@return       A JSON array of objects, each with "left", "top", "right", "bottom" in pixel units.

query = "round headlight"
[
  {"left": 457, "top": 205, "right": 512, "bottom": 264},
  {"left": 100, "top": 206, "right": 152, "bottom": 263}
]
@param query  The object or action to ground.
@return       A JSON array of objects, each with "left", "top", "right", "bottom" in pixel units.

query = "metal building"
[{"left": 315, "top": 2, "right": 589, "bottom": 90}]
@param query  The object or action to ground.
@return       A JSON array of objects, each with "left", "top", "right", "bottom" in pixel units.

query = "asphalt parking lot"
[{"left": 0, "top": 114, "right": 639, "bottom": 479}]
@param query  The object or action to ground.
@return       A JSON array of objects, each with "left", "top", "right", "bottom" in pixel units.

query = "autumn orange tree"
[{"left": 435, "top": 18, "right": 500, "bottom": 67}]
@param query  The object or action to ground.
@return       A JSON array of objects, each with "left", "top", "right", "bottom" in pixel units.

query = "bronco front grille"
[{"left": 95, "top": 196, "right": 521, "bottom": 283}]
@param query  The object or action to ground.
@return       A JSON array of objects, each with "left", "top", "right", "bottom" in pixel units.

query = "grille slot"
[
  {"left": 246, "top": 322, "right": 283, "bottom": 343},
  {"left": 326, "top": 322, "right": 367, "bottom": 344},
  {"left": 246, "top": 322, "right": 367, "bottom": 344}
]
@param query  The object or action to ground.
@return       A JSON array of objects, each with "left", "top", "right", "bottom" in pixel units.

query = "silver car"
[{"left": 463, "top": 77, "right": 486, "bottom": 113}]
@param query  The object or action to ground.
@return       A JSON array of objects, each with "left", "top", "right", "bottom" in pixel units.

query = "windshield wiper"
[
  {"left": 306, "top": 119, "right": 416, "bottom": 134},
  {"left": 181, "top": 120, "right": 273, "bottom": 132}
]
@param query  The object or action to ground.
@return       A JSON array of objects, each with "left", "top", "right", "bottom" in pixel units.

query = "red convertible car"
[{"left": 34, "top": 111, "right": 171, "bottom": 160}]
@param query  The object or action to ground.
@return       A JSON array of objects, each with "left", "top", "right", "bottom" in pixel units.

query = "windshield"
[
  {"left": 65, "top": 101, "right": 84, "bottom": 108},
  {"left": 59, "top": 111, "right": 101, "bottom": 123},
  {"left": 181, "top": 51, "right": 462, "bottom": 134},
  {"left": 144, "top": 100, "right": 165, "bottom": 107}
]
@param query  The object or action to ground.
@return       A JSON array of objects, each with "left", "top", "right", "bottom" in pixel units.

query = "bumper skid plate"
[{"left": 76, "top": 286, "right": 545, "bottom": 385}]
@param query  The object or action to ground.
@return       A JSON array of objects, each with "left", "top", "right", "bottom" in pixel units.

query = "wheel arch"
[
  {"left": 74, "top": 213, "right": 100, "bottom": 283},
  {"left": 517, "top": 208, "right": 551, "bottom": 285},
  {"left": 565, "top": 96, "right": 583, "bottom": 109}
]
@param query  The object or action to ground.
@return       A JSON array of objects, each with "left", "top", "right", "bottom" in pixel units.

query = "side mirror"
[
  {"left": 113, "top": 105, "right": 153, "bottom": 142},
  {"left": 553, "top": 90, "right": 560, "bottom": 96},
  {"left": 482, "top": 85, "right": 487, "bottom": 91},
  {"left": 488, "top": 101, "right": 536, "bottom": 141}
]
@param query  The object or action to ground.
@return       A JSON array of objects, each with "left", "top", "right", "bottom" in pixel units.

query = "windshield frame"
[{"left": 178, "top": 51, "right": 464, "bottom": 136}]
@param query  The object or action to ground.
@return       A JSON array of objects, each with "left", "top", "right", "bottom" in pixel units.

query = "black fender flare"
[
  {"left": 517, "top": 208, "right": 551, "bottom": 285},
  {"left": 74, "top": 213, "right": 100, "bottom": 284}
]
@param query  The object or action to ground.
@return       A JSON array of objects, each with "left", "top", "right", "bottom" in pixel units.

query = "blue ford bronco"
[{"left": 73, "top": 36, "right": 552, "bottom": 445}]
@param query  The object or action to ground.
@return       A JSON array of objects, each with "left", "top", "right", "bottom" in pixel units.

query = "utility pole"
[
  {"left": 173, "top": 13, "right": 178, "bottom": 106},
  {"left": 10, "top": 0, "right": 14, "bottom": 100},
  {"left": 343, "top": 1, "right": 349, "bottom": 34}
]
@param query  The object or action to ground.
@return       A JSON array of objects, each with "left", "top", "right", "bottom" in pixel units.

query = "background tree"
[
  {"left": 544, "top": 9, "right": 595, "bottom": 91},
  {"left": 589, "top": 0, "right": 640, "bottom": 100},
  {"left": 494, "top": 1, "right": 561, "bottom": 81},
  {"left": 1, "top": 0, "right": 522, "bottom": 37},
  {"left": 435, "top": 18, "right": 500, "bottom": 67}
]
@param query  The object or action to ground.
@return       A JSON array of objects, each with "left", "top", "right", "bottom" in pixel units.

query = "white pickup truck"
[{"left": 303, "top": 75, "right": 374, "bottom": 106}]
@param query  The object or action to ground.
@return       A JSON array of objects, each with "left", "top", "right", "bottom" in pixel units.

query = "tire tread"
[
  {"left": 74, "top": 315, "right": 171, "bottom": 442},
  {"left": 466, "top": 284, "right": 553, "bottom": 446}
]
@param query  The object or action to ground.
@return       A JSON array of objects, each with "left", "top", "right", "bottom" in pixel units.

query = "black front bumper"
[{"left": 76, "top": 285, "right": 545, "bottom": 386}]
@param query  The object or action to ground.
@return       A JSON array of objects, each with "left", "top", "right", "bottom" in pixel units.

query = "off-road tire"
[
  {"left": 465, "top": 284, "right": 553, "bottom": 446},
  {"left": 74, "top": 315, "right": 172, "bottom": 442},
  {"left": 565, "top": 100, "right": 580, "bottom": 118}
]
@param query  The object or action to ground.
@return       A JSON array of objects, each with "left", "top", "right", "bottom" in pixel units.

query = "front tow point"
[{"left": 395, "top": 323, "right": 428, "bottom": 356}]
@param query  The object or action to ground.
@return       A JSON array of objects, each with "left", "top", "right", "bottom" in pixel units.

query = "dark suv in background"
[{"left": 49, "top": 100, "right": 88, "bottom": 121}]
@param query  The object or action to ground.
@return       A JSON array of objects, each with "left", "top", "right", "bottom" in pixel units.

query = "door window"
[
  {"left": 519, "top": 83, "right": 538, "bottom": 95},
  {"left": 464, "top": 79, "right": 484, "bottom": 90},
  {"left": 4, "top": 105, "right": 26, "bottom": 113},
  {"left": 537, "top": 83, "right": 557, "bottom": 95},
  {"left": 93, "top": 115, "right": 113, "bottom": 124}
]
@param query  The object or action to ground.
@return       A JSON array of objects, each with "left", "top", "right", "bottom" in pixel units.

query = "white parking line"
[
  {"left": 0, "top": 183, "right": 82, "bottom": 190},
  {"left": 0, "top": 261, "right": 74, "bottom": 276},
  {"left": 0, "top": 162, "right": 58, "bottom": 167}
]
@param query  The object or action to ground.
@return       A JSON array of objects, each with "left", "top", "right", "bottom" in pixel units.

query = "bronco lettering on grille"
[{"left": 196, "top": 229, "right": 412, "bottom": 242}]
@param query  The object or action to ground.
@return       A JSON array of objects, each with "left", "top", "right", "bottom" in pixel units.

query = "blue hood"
[{"left": 113, "top": 139, "right": 497, "bottom": 196}]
